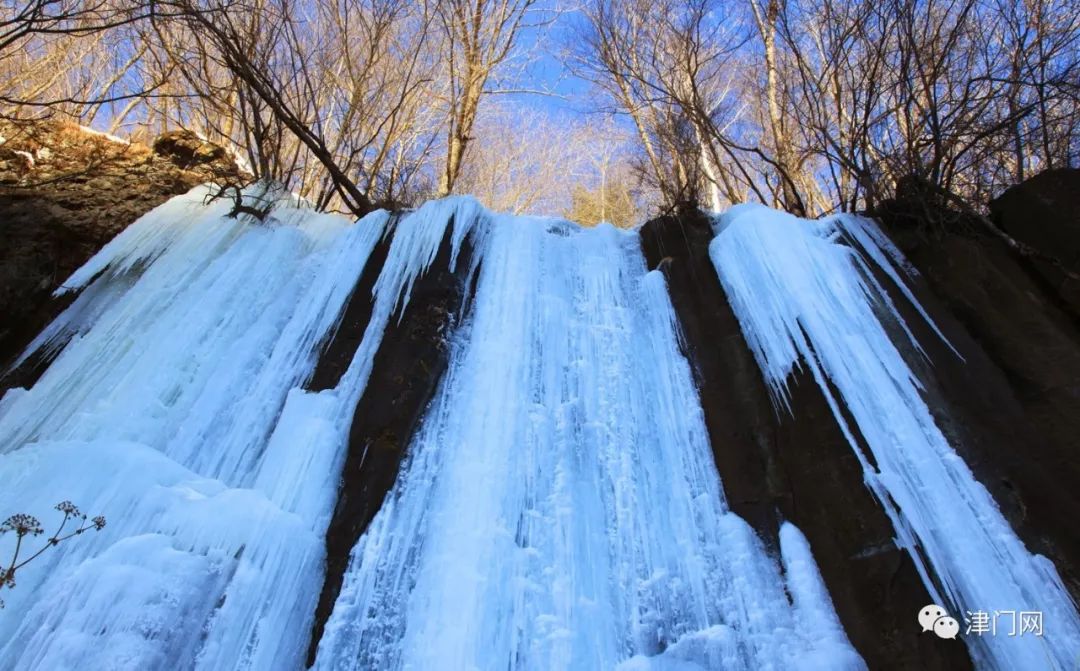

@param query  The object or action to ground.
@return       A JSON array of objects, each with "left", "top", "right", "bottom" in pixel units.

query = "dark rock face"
[
  {"left": 0, "top": 120, "right": 244, "bottom": 379},
  {"left": 306, "top": 229, "right": 396, "bottom": 393},
  {"left": 639, "top": 210, "right": 973, "bottom": 670},
  {"left": 989, "top": 168, "right": 1080, "bottom": 313},
  {"left": 305, "top": 221, "right": 480, "bottom": 665},
  {"left": 881, "top": 201, "right": 1080, "bottom": 604}
]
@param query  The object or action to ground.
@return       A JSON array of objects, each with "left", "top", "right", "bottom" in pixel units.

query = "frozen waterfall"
[
  {"left": 311, "top": 214, "right": 861, "bottom": 670},
  {"left": 0, "top": 187, "right": 1076, "bottom": 670}
]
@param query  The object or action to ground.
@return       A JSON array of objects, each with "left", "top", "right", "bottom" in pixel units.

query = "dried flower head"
[
  {"left": 55, "top": 501, "right": 82, "bottom": 517},
  {"left": 0, "top": 502, "right": 105, "bottom": 609},
  {"left": 1, "top": 514, "right": 43, "bottom": 537}
]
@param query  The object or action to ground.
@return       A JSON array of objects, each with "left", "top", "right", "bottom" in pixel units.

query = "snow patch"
[{"left": 77, "top": 124, "right": 129, "bottom": 145}]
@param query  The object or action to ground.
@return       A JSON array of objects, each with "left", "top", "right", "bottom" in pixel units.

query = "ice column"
[{"left": 314, "top": 215, "right": 863, "bottom": 671}]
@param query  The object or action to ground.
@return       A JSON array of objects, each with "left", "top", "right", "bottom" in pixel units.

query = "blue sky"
[{"left": 497, "top": 5, "right": 598, "bottom": 120}]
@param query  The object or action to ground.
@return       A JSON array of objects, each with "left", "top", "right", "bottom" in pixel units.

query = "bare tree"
[
  {"left": 747, "top": 0, "right": 807, "bottom": 214},
  {"left": 573, "top": 0, "right": 695, "bottom": 205},
  {"left": 436, "top": 0, "right": 540, "bottom": 195},
  {"left": 0, "top": 0, "right": 175, "bottom": 120},
  {"left": 456, "top": 105, "right": 576, "bottom": 214},
  {"left": 3, "top": 0, "right": 1075, "bottom": 225},
  {"left": 1, "top": 0, "right": 146, "bottom": 56},
  {"left": 576, "top": 0, "right": 1077, "bottom": 220}
]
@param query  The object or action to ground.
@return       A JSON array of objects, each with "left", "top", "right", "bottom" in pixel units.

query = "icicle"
[
  {"left": 0, "top": 188, "right": 483, "bottom": 669},
  {"left": 371, "top": 196, "right": 486, "bottom": 317},
  {"left": 313, "top": 218, "right": 861, "bottom": 670},
  {"left": 710, "top": 203, "right": 1080, "bottom": 669},
  {"left": 0, "top": 190, "right": 858, "bottom": 670}
]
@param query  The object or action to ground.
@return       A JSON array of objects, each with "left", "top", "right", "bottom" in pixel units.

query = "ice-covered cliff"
[{"left": 1, "top": 185, "right": 1077, "bottom": 670}]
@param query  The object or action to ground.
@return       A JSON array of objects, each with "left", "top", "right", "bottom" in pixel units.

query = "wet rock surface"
[
  {"left": 305, "top": 222, "right": 480, "bottom": 664},
  {"left": 639, "top": 209, "right": 973, "bottom": 670}
]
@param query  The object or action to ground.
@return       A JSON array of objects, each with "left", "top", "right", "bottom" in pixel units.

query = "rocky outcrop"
[
  {"left": 878, "top": 171, "right": 1080, "bottom": 605},
  {"left": 640, "top": 210, "right": 973, "bottom": 670},
  {"left": 0, "top": 120, "right": 244, "bottom": 378},
  {"left": 152, "top": 130, "right": 230, "bottom": 169},
  {"left": 989, "top": 167, "right": 1080, "bottom": 314},
  {"left": 3, "top": 125, "right": 1078, "bottom": 667},
  {"left": 632, "top": 167, "right": 1080, "bottom": 668}
]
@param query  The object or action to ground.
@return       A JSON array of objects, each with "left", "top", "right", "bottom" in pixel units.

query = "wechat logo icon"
[{"left": 919, "top": 604, "right": 960, "bottom": 639}]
